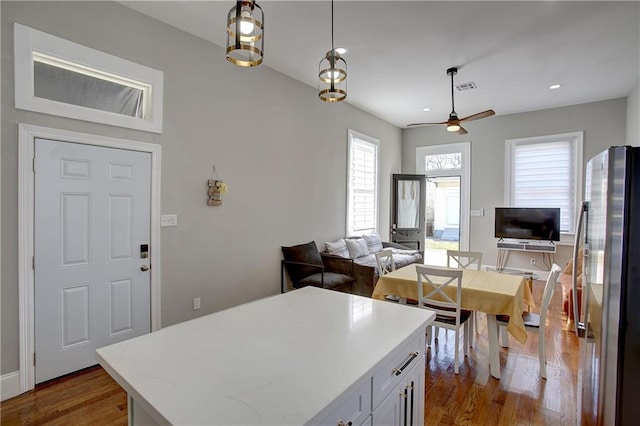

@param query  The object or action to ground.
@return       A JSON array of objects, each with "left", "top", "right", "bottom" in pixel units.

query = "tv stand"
[
  {"left": 496, "top": 240, "right": 556, "bottom": 253},
  {"left": 496, "top": 240, "right": 555, "bottom": 271}
]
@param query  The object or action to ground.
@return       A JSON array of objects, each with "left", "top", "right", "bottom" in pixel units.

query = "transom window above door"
[
  {"left": 14, "top": 23, "right": 164, "bottom": 133},
  {"left": 425, "top": 153, "right": 462, "bottom": 171}
]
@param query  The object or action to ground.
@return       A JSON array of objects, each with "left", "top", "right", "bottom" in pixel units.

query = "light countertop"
[{"left": 96, "top": 287, "right": 434, "bottom": 425}]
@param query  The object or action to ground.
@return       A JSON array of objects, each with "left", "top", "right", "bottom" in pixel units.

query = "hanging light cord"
[
  {"left": 329, "top": 0, "right": 336, "bottom": 87},
  {"left": 331, "top": 0, "right": 335, "bottom": 54},
  {"left": 450, "top": 71, "right": 456, "bottom": 114}
]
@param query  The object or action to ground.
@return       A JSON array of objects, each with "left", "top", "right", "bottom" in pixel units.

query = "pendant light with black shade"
[{"left": 318, "top": 0, "right": 347, "bottom": 102}]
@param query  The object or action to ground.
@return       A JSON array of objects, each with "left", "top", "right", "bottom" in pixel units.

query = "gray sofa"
[{"left": 320, "top": 235, "right": 423, "bottom": 297}]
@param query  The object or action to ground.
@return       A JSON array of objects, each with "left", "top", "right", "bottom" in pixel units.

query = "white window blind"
[
  {"left": 347, "top": 131, "right": 379, "bottom": 236},
  {"left": 506, "top": 132, "right": 583, "bottom": 234},
  {"left": 33, "top": 57, "right": 146, "bottom": 118}
]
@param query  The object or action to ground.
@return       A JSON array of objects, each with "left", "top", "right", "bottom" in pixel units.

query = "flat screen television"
[{"left": 494, "top": 207, "right": 561, "bottom": 241}]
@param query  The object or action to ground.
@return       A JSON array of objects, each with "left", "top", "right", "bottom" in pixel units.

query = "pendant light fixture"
[
  {"left": 318, "top": 0, "right": 347, "bottom": 102},
  {"left": 226, "top": 0, "right": 264, "bottom": 67}
]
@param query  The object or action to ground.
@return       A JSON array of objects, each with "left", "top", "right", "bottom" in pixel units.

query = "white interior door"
[{"left": 34, "top": 138, "right": 151, "bottom": 383}]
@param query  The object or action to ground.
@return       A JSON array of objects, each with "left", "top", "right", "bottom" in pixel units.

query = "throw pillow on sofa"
[
  {"left": 346, "top": 238, "right": 369, "bottom": 259},
  {"left": 324, "top": 238, "right": 349, "bottom": 258},
  {"left": 362, "top": 233, "right": 384, "bottom": 253}
]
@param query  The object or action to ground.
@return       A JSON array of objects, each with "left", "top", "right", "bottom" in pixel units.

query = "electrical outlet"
[
  {"left": 530, "top": 258, "right": 536, "bottom": 265},
  {"left": 161, "top": 214, "right": 178, "bottom": 227},
  {"left": 193, "top": 297, "right": 201, "bottom": 310}
]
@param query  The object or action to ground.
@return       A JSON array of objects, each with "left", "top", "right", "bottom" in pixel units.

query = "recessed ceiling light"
[
  {"left": 335, "top": 47, "right": 347, "bottom": 55},
  {"left": 549, "top": 84, "right": 562, "bottom": 90},
  {"left": 422, "top": 107, "right": 431, "bottom": 112}
]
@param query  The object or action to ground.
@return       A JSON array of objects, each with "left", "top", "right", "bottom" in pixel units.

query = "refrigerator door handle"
[{"left": 573, "top": 201, "right": 589, "bottom": 336}]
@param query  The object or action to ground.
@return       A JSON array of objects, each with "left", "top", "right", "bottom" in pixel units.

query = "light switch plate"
[{"left": 161, "top": 214, "right": 178, "bottom": 227}]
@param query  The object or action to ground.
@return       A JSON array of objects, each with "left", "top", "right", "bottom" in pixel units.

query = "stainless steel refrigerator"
[{"left": 573, "top": 146, "right": 640, "bottom": 425}]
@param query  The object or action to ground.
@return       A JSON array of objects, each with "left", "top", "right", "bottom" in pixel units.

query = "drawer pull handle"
[
  {"left": 410, "top": 381, "right": 415, "bottom": 426},
  {"left": 393, "top": 351, "right": 419, "bottom": 376},
  {"left": 403, "top": 387, "right": 409, "bottom": 426}
]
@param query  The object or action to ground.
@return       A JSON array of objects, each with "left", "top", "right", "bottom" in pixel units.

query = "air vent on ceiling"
[{"left": 455, "top": 82, "right": 477, "bottom": 91}]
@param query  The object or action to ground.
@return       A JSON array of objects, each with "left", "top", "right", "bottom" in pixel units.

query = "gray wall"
[
  {"left": 402, "top": 98, "right": 628, "bottom": 271},
  {"left": 627, "top": 80, "right": 640, "bottom": 147},
  {"left": 1, "top": 2, "right": 401, "bottom": 374}
]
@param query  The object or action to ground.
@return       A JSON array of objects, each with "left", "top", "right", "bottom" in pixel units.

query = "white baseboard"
[{"left": 1, "top": 371, "right": 21, "bottom": 401}]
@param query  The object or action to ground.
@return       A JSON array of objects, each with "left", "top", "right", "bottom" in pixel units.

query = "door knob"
[{"left": 140, "top": 264, "right": 150, "bottom": 271}]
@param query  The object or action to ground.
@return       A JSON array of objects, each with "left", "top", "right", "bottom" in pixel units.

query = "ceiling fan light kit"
[
  {"left": 407, "top": 66, "right": 495, "bottom": 133},
  {"left": 447, "top": 123, "right": 460, "bottom": 132},
  {"left": 226, "top": 0, "right": 264, "bottom": 67},
  {"left": 318, "top": 0, "right": 347, "bottom": 102}
]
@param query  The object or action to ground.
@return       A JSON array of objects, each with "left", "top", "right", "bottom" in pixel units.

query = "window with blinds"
[
  {"left": 505, "top": 132, "right": 583, "bottom": 234},
  {"left": 347, "top": 130, "right": 379, "bottom": 236}
]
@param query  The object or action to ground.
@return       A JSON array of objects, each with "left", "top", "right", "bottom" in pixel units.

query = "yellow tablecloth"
[{"left": 372, "top": 264, "right": 535, "bottom": 344}]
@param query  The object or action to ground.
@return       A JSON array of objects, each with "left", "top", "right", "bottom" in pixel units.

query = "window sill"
[{"left": 557, "top": 233, "right": 576, "bottom": 246}]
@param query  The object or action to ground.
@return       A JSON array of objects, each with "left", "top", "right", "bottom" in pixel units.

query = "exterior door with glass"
[{"left": 391, "top": 174, "right": 426, "bottom": 250}]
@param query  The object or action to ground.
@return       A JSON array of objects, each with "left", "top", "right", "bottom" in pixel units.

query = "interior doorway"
[{"left": 416, "top": 142, "right": 470, "bottom": 266}]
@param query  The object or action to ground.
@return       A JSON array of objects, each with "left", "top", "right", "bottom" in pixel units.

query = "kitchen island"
[{"left": 97, "top": 286, "right": 434, "bottom": 425}]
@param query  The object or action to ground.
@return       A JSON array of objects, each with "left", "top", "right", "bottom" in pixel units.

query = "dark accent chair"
[{"left": 281, "top": 241, "right": 355, "bottom": 293}]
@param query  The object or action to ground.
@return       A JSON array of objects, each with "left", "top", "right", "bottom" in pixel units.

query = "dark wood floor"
[{"left": 1, "top": 280, "right": 577, "bottom": 425}]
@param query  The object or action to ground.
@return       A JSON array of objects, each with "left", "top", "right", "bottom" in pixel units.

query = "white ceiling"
[{"left": 121, "top": 1, "right": 639, "bottom": 128}]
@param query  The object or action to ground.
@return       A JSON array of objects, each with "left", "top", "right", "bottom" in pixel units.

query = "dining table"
[{"left": 371, "top": 263, "right": 535, "bottom": 379}]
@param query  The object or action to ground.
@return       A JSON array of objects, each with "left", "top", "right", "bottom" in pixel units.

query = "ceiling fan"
[{"left": 407, "top": 67, "right": 495, "bottom": 134}]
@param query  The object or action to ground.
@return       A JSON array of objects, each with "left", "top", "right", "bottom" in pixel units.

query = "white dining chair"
[
  {"left": 446, "top": 250, "right": 483, "bottom": 271},
  {"left": 376, "top": 249, "right": 402, "bottom": 303},
  {"left": 496, "top": 263, "right": 562, "bottom": 379},
  {"left": 375, "top": 249, "right": 395, "bottom": 276},
  {"left": 416, "top": 265, "right": 472, "bottom": 374},
  {"left": 447, "top": 250, "right": 483, "bottom": 341}
]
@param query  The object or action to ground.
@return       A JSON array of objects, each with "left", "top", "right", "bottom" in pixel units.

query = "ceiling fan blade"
[
  {"left": 459, "top": 109, "right": 495, "bottom": 122},
  {"left": 456, "top": 126, "right": 468, "bottom": 135},
  {"left": 406, "top": 121, "right": 448, "bottom": 127}
]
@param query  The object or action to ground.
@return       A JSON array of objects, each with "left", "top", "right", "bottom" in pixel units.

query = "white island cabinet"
[{"left": 96, "top": 286, "right": 434, "bottom": 425}]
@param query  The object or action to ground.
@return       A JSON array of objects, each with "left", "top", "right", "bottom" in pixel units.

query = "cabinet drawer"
[
  {"left": 371, "top": 334, "right": 423, "bottom": 410},
  {"left": 311, "top": 379, "right": 372, "bottom": 426}
]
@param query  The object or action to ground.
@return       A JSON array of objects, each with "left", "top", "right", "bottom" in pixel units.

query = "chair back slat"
[
  {"left": 421, "top": 275, "right": 457, "bottom": 304},
  {"left": 375, "top": 249, "right": 395, "bottom": 276},
  {"left": 447, "top": 250, "right": 483, "bottom": 270}
]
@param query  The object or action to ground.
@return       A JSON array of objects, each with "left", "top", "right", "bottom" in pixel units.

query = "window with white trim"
[
  {"left": 14, "top": 23, "right": 163, "bottom": 133},
  {"left": 505, "top": 132, "right": 583, "bottom": 234},
  {"left": 347, "top": 130, "right": 379, "bottom": 236}
]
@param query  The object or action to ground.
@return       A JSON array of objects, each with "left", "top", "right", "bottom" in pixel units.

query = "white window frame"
[
  {"left": 14, "top": 23, "right": 163, "bottom": 133},
  {"left": 505, "top": 131, "right": 584, "bottom": 241},
  {"left": 347, "top": 130, "right": 379, "bottom": 236}
]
